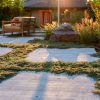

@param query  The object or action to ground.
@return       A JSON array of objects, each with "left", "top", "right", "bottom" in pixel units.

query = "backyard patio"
[
  {"left": 0, "top": 0, "right": 100, "bottom": 100},
  {"left": 0, "top": 15, "right": 100, "bottom": 100},
  {"left": 0, "top": 29, "right": 100, "bottom": 99}
]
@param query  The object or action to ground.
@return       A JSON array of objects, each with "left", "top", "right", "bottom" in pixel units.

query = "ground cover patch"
[
  {"left": 28, "top": 39, "right": 94, "bottom": 48},
  {"left": 0, "top": 40, "right": 100, "bottom": 95}
]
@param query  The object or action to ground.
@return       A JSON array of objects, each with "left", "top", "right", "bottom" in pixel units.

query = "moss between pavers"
[
  {"left": 0, "top": 40, "right": 100, "bottom": 95},
  {"left": 28, "top": 39, "right": 94, "bottom": 48}
]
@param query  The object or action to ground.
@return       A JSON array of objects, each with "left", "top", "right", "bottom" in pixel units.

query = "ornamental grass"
[{"left": 75, "top": 18, "right": 100, "bottom": 44}]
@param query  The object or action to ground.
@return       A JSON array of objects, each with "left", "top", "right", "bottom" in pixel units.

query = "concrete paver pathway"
[
  {"left": 0, "top": 72, "right": 100, "bottom": 100},
  {"left": 26, "top": 48, "right": 100, "bottom": 62}
]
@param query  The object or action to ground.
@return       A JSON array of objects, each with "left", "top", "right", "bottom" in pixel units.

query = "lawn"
[{"left": 0, "top": 40, "right": 100, "bottom": 95}]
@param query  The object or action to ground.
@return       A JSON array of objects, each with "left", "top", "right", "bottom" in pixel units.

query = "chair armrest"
[
  {"left": 2, "top": 21, "right": 22, "bottom": 29},
  {"left": 2, "top": 21, "right": 22, "bottom": 24},
  {"left": 2, "top": 21, "right": 10, "bottom": 26}
]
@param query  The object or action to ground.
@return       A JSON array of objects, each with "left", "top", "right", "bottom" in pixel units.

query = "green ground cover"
[{"left": 0, "top": 40, "right": 100, "bottom": 95}]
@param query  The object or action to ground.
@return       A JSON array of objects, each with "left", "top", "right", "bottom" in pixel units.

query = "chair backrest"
[{"left": 22, "top": 17, "right": 36, "bottom": 30}]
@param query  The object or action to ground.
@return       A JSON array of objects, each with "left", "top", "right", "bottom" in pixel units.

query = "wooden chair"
[{"left": 2, "top": 17, "right": 36, "bottom": 36}]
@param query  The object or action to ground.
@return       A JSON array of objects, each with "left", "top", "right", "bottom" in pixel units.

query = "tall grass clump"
[
  {"left": 75, "top": 18, "right": 100, "bottom": 44},
  {"left": 41, "top": 21, "right": 58, "bottom": 40}
]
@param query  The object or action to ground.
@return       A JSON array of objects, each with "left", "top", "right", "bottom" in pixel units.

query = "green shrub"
[
  {"left": 70, "top": 11, "right": 84, "bottom": 24},
  {"left": 75, "top": 18, "right": 100, "bottom": 44}
]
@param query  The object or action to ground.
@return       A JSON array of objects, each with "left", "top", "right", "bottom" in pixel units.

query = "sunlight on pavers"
[
  {"left": 0, "top": 47, "right": 13, "bottom": 56},
  {"left": 26, "top": 48, "right": 100, "bottom": 62},
  {"left": 0, "top": 72, "right": 100, "bottom": 100}
]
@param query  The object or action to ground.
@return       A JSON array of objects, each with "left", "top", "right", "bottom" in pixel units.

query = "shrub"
[
  {"left": 89, "top": 1, "right": 100, "bottom": 22},
  {"left": 75, "top": 18, "right": 100, "bottom": 44},
  {"left": 70, "top": 11, "right": 84, "bottom": 24},
  {"left": 41, "top": 21, "right": 58, "bottom": 40}
]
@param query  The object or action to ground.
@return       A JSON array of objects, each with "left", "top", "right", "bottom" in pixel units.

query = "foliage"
[
  {"left": 0, "top": 0, "right": 13, "bottom": 8},
  {"left": 75, "top": 18, "right": 100, "bottom": 44},
  {"left": 93, "top": 81, "right": 100, "bottom": 94},
  {"left": 91, "top": 52, "right": 100, "bottom": 58},
  {"left": 0, "top": 0, "right": 25, "bottom": 26},
  {"left": 41, "top": 22, "right": 58, "bottom": 39},
  {"left": 28, "top": 39, "right": 92, "bottom": 48},
  {"left": 11, "top": 0, "right": 25, "bottom": 17},
  {"left": 88, "top": 0, "right": 100, "bottom": 22},
  {"left": 70, "top": 11, "right": 84, "bottom": 24}
]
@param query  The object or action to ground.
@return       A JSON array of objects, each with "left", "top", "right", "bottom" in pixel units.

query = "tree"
[
  {"left": 0, "top": 0, "right": 13, "bottom": 8},
  {"left": 0, "top": 0, "right": 25, "bottom": 18},
  {"left": 10, "top": 0, "right": 25, "bottom": 17},
  {"left": 0, "top": 0, "right": 25, "bottom": 26},
  {"left": 88, "top": 0, "right": 100, "bottom": 22}
]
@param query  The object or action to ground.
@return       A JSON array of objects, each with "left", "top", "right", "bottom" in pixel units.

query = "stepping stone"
[
  {"left": 0, "top": 72, "right": 99, "bottom": 100},
  {"left": 0, "top": 47, "right": 13, "bottom": 56},
  {"left": 0, "top": 36, "right": 44, "bottom": 44},
  {"left": 26, "top": 48, "right": 100, "bottom": 62}
]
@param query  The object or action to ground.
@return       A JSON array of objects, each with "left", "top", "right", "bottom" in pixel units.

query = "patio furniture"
[{"left": 2, "top": 17, "right": 36, "bottom": 36}]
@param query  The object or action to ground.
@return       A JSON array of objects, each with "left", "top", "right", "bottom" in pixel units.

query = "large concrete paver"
[
  {"left": 0, "top": 72, "right": 100, "bottom": 100},
  {"left": 26, "top": 48, "right": 100, "bottom": 62}
]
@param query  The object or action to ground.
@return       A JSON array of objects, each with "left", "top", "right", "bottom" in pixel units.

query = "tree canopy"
[
  {"left": 87, "top": 0, "right": 100, "bottom": 22},
  {"left": 91, "top": 0, "right": 100, "bottom": 22},
  {"left": 0, "top": 0, "right": 25, "bottom": 26},
  {"left": 0, "top": 0, "right": 25, "bottom": 19}
]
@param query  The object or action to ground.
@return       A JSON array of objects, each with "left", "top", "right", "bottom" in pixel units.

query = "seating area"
[{"left": 2, "top": 17, "right": 36, "bottom": 36}]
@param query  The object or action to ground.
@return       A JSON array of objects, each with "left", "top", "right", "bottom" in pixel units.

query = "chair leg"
[
  {"left": 2, "top": 31, "right": 5, "bottom": 36},
  {"left": 28, "top": 30, "right": 30, "bottom": 35},
  {"left": 33, "top": 27, "right": 35, "bottom": 33},
  {"left": 21, "top": 32, "right": 24, "bottom": 37}
]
